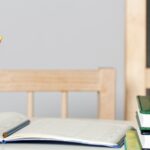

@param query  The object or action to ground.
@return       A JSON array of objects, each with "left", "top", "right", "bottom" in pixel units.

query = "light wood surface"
[
  {"left": 98, "top": 69, "right": 116, "bottom": 119},
  {"left": 61, "top": 92, "right": 68, "bottom": 118},
  {"left": 0, "top": 70, "right": 100, "bottom": 91},
  {"left": 27, "top": 92, "right": 34, "bottom": 119},
  {"left": 0, "top": 69, "right": 116, "bottom": 119},
  {"left": 125, "top": 0, "right": 146, "bottom": 120}
]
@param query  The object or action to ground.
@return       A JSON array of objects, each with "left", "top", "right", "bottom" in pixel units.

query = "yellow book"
[{"left": 125, "top": 129, "right": 142, "bottom": 150}]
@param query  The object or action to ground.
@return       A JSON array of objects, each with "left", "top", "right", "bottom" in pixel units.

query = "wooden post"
[
  {"left": 27, "top": 92, "right": 34, "bottom": 119},
  {"left": 61, "top": 92, "right": 68, "bottom": 118},
  {"left": 98, "top": 69, "right": 116, "bottom": 119},
  {"left": 125, "top": 0, "right": 146, "bottom": 120}
]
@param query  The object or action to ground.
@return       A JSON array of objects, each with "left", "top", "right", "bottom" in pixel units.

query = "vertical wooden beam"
[
  {"left": 27, "top": 92, "right": 34, "bottom": 119},
  {"left": 98, "top": 69, "right": 116, "bottom": 119},
  {"left": 61, "top": 92, "right": 68, "bottom": 118},
  {"left": 97, "top": 92, "right": 101, "bottom": 119},
  {"left": 125, "top": 0, "right": 146, "bottom": 120}
]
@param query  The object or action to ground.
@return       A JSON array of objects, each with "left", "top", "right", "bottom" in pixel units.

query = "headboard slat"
[{"left": 0, "top": 70, "right": 100, "bottom": 92}]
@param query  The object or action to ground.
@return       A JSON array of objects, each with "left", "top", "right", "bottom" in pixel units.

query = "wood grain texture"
[
  {"left": 98, "top": 69, "right": 116, "bottom": 119},
  {"left": 0, "top": 70, "right": 99, "bottom": 92},
  {"left": 125, "top": 0, "right": 146, "bottom": 120},
  {"left": 0, "top": 69, "right": 116, "bottom": 119}
]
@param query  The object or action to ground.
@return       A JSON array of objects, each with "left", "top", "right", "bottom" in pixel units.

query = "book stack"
[
  {"left": 124, "top": 96, "right": 150, "bottom": 149},
  {"left": 135, "top": 96, "right": 150, "bottom": 149}
]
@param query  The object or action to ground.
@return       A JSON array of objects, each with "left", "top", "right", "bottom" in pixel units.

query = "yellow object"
[
  {"left": 125, "top": 130, "right": 142, "bottom": 150},
  {"left": 0, "top": 35, "right": 3, "bottom": 42}
]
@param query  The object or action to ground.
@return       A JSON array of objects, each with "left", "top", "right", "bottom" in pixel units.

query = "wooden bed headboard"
[{"left": 0, "top": 68, "right": 116, "bottom": 119}]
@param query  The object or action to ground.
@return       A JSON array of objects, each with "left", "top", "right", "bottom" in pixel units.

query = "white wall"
[{"left": 0, "top": 0, "right": 124, "bottom": 119}]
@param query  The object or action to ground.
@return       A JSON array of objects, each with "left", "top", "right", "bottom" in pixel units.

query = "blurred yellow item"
[
  {"left": 0, "top": 36, "right": 3, "bottom": 43},
  {"left": 125, "top": 129, "right": 142, "bottom": 150}
]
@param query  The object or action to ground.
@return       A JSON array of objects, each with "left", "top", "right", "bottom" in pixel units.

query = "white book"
[
  {"left": 137, "top": 128, "right": 150, "bottom": 149},
  {"left": 0, "top": 112, "right": 132, "bottom": 148},
  {"left": 137, "top": 111, "right": 150, "bottom": 128}
]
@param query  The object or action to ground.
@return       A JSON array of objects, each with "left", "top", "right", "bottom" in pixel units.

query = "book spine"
[
  {"left": 124, "top": 139, "right": 127, "bottom": 150},
  {"left": 137, "top": 96, "right": 142, "bottom": 112},
  {"left": 137, "top": 96, "right": 150, "bottom": 114},
  {"left": 125, "top": 129, "right": 142, "bottom": 150}
]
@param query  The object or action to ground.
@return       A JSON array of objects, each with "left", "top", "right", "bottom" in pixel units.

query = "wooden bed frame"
[
  {"left": 0, "top": 68, "right": 116, "bottom": 119},
  {"left": 126, "top": 0, "right": 147, "bottom": 120}
]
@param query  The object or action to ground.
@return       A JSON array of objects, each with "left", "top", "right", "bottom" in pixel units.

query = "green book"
[
  {"left": 125, "top": 129, "right": 142, "bottom": 150},
  {"left": 137, "top": 96, "right": 150, "bottom": 114}
]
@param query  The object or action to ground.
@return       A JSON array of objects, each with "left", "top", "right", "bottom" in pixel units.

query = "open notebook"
[{"left": 0, "top": 112, "right": 132, "bottom": 148}]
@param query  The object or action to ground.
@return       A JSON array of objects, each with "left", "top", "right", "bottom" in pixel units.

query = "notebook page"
[
  {"left": 6, "top": 118, "right": 132, "bottom": 146},
  {"left": 0, "top": 112, "right": 28, "bottom": 141}
]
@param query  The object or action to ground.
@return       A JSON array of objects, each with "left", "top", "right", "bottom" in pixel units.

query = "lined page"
[
  {"left": 0, "top": 112, "right": 28, "bottom": 141},
  {"left": 6, "top": 118, "right": 132, "bottom": 147}
]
